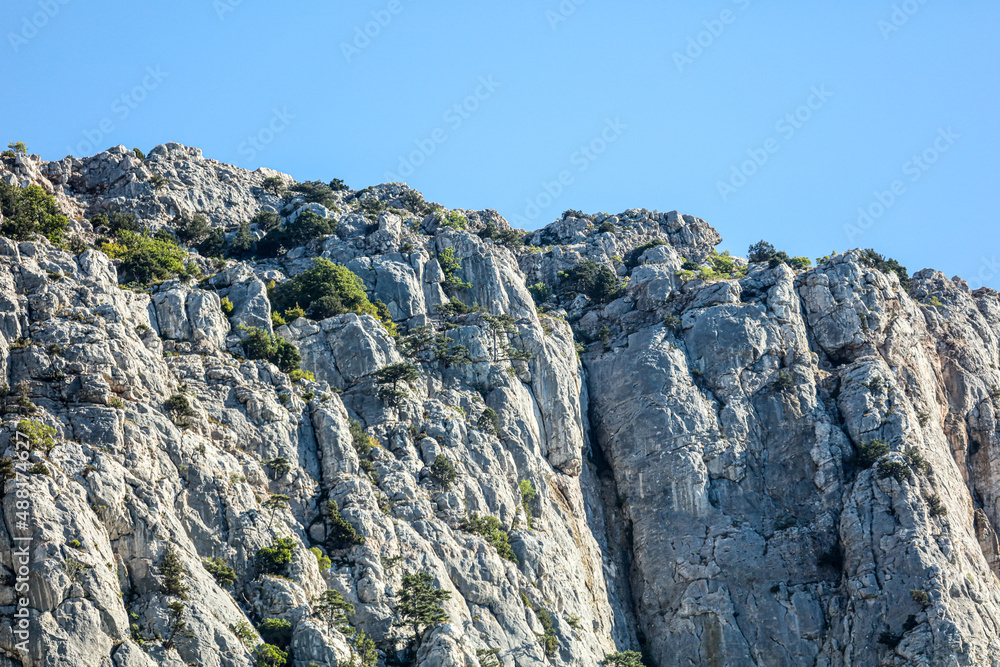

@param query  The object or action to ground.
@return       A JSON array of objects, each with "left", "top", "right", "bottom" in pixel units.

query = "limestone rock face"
[{"left": 2, "top": 147, "right": 1000, "bottom": 667}]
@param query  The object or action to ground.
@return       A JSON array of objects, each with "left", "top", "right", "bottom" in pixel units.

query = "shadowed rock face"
[{"left": 1, "top": 144, "right": 999, "bottom": 666}]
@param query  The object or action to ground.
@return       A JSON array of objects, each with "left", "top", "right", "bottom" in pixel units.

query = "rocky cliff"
[{"left": 0, "top": 144, "right": 998, "bottom": 667}]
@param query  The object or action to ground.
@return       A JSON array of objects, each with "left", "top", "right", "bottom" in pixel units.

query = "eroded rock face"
[{"left": 2, "top": 146, "right": 1000, "bottom": 667}]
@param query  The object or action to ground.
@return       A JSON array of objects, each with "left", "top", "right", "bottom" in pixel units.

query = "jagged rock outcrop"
[{"left": 1, "top": 144, "right": 999, "bottom": 667}]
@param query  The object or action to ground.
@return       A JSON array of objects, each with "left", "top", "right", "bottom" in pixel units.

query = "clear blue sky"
[{"left": 2, "top": 1, "right": 998, "bottom": 288}]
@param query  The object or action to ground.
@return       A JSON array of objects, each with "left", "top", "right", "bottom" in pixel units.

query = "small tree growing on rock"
[
  {"left": 203, "top": 557, "right": 236, "bottom": 587},
  {"left": 396, "top": 572, "right": 451, "bottom": 650},
  {"left": 327, "top": 500, "right": 365, "bottom": 549},
  {"left": 251, "top": 643, "right": 287, "bottom": 667},
  {"left": 430, "top": 454, "right": 458, "bottom": 491},
  {"left": 374, "top": 362, "right": 419, "bottom": 406},
  {"left": 160, "top": 544, "right": 189, "bottom": 600},
  {"left": 256, "top": 537, "right": 296, "bottom": 576},
  {"left": 312, "top": 589, "right": 355, "bottom": 636},
  {"left": 603, "top": 650, "right": 645, "bottom": 667},
  {"left": 478, "top": 407, "right": 500, "bottom": 436},
  {"left": 263, "top": 493, "right": 290, "bottom": 531}
]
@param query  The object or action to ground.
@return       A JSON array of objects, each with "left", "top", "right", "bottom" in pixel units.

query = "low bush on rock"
[
  {"left": 257, "top": 210, "right": 336, "bottom": 258},
  {"left": 256, "top": 537, "right": 296, "bottom": 575},
  {"left": 0, "top": 182, "right": 69, "bottom": 243},
  {"left": 101, "top": 230, "right": 191, "bottom": 284},
  {"left": 268, "top": 259, "right": 395, "bottom": 334},
  {"left": 239, "top": 326, "right": 301, "bottom": 373},
  {"left": 462, "top": 513, "right": 517, "bottom": 563}
]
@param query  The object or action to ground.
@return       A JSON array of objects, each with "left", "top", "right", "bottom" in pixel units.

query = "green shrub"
[
  {"left": 746, "top": 241, "right": 811, "bottom": 271},
  {"left": 436, "top": 298, "right": 482, "bottom": 317},
  {"left": 226, "top": 222, "right": 255, "bottom": 259},
  {"left": 478, "top": 222, "right": 522, "bottom": 248},
  {"left": 264, "top": 457, "right": 291, "bottom": 478},
  {"left": 91, "top": 210, "right": 140, "bottom": 236},
  {"left": 903, "top": 447, "right": 930, "bottom": 475},
  {"left": 329, "top": 178, "right": 349, "bottom": 192},
  {"left": 438, "top": 247, "right": 471, "bottom": 293},
  {"left": 261, "top": 177, "right": 285, "bottom": 195},
  {"left": 438, "top": 210, "right": 467, "bottom": 230},
  {"left": 257, "top": 210, "right": 336, "bottom": 257},
  {"left": 536, "top": 608, "right": 558, "bottom": 657},
  {"left": 561, "top": 260, "right": 621, "bottom": 304},
  {"left": 256, "top": 537, "right": 297, "bottom": 575},
  {"left": 0, "top": 182, "right": 70, "bottom": 243},
  {"left": 204, "top": 557, "right": 237, "bottom": 587},
  {"left": 477, "top": 647, "right": 502, "bottom": 667},
  {"left": 289, "top": 180, "right": 337, "bottom": 207},
  {"left": 196, "top": 228, "right": 226, "bottom": 258},
  {"left": 251, "top": 209, "right": 282, "bottom": 231},
  {"left": 251, "top": 643, "right": 288, "bottom": 667},
  {"left": 327, "top": 500, "right": 364, "bottom": 549},
  {"left": 625, "top": 239, "right": 666, "bottom": 268},
  {"left": 462, "top": 513, "right": 517, "bottom": 563},
  {"left": 149, "top": 174, "right": 170, "bottom": 191},
  {"left": 101, "top": 230, "right": 188, "bottom": 284},
  {"left": 312, "top": 589, "right": 355, "bottom": 636},
  {"left": 400, "top": 189, "right": 437, "bottom": 215},
  {"left": 396, "top": 572, "right": 450, "bottom": 646},
  {"left": 165, "top": 393, "right": 196, "bottom": 417},
  {"left": 133, "top": 147, "right": 145, "bottom": 159},
  {"left": 926, "top": 493, "right": 947, "bottom": 517},
  {"left": 357, "top": 197, "right": 386, "bottom": 216},
  {"left": 910, "top": 589, "right": 930, "bottom": 606},
  {"left": 527, "top": 282, "right": 551, "bottom": 304},
  {"left": 860, "top": 249, "right": 910, "bottom": 290},
  {"left": 18, "top": 420, "right": 57, "bottom": 453},
  {"left": 603, "top": 650, "right": 645, "bottom": 667},
  {"left": 310, "top": 546, "right": 331, "bottom": 571},
  {"left": 239, "top": 326, "right": 301, "bottom": 373},
  {"left": 268, "top": 258, "right": 380, "bottom": 323},
  {"left": 596, "top": 220, "right": 616, "bottom": 234},
  {"left": 349, "top": 420, "right": 375, "bottom": 457},
  {"left": 854, "top": 438, "right": 889, "bottom": 469},
  {"left": 230, "top": 620, "right": 259, "bottom": 648},
  {"left": 220, "top": 296, "right": 235, "bottom": 316},
  {"left": 259, "top": 618, "right": 292, "bottom": 649},
  {"left": 160, "top": 544, "right": 190, "bottom": 599},
  {"left": 877, "top": 459, "right": 912, "bottom": 482},
  {"left": 776, "top": 371, "right": 795, "bottom": 391},
  {"left": 478, "top": 407, "right": 500, "bottom": 436},
  {"left": 8, "top": 141, "right": 27, "bottom": 154},
  {"left": 430, "top": 454, "right": 458, "bottom": 491},
  {"left": 519, "top": 480, "right": 537, "bottom": 529},
  {"left": 174, "top": 212, "right": 212, "bottom": 245},
  {"left": 375, "top": 362, "right": 419, "bottom": 405}
]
